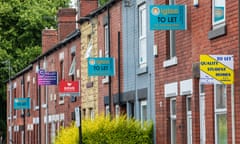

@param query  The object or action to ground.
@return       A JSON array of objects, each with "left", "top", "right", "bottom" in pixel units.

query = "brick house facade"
[
  {"left": 6, "top": 0, "right": 240, "bottom": 144},
  {"left": 154, "top": 0, "right": 240, "bottom": 144}
]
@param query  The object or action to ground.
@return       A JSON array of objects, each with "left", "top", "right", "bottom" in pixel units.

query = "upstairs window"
[
  {"left": 212, "top": 0, "right": 225, "bottom": 28},
  {"left": 138, "top": 3, "right": 147, "bottom": 68},
  {"left": 69, "top": 53, "right": 76, "bottom": 80},
  {"left": 60, "top": 60, "right": 64, "bottom": 80},
  {"left": 104, "top": 25, "right": 109, "bottom": 57}
]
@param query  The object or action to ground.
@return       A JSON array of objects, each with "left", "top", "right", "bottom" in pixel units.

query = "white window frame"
[
  {"left": 163, "top": 0, "right": 177, "bottom": 68},
  {"left": 85, "top": 35, "right": 93, "bottom": 58},
  {"left": 102, "top": 25, "right": 109, "bottom": 83},
  {"left": 89, "top": 108, "right": 94, "bottom": 120},
  {"left": 186, "top": 96, "right": 192, "bottom": 144},
  {"left": 170, "top": 98, "right": 176, "bottom": 144},
  {"left": 199, "top": 84, "right": 206, "bottom": 144},
  {"left": 140, "top": 100, "right": 147, "bottom": 125},
  {"left": 138, "top": 3, "right": 147, "bottom": 68},
  {"left": 59, "top": 96, "right": 64, "bottom": 105},
  {"left": 214, "top": 84, "right": 227, "bottom": 144},
  {"left": 212, "top": 0, "right": 226, "bottom": 29},
  {"left": 104, "top": 25, "right": 109, "bottom": 57},
  {"left": 115, "top": 105, "right": 120, "bottom": 118},
  {"left": 105, "top": 105, "right": 110, "bottom": 116},
  {"left": 27, "top": 82, "right": 30, "bottom": 97},
  {"left": 68, "top": 56, "right": 76, "bottom": 76}
]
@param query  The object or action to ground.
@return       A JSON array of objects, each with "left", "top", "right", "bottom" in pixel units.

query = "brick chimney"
[
  {"left": 79, "top": 0, "right": 98, "bottom": 17},
  {"left": 42, "top": 27, "right": 58, "bottom": 54},
  {"left": 57, "top": 8, "right": 76, "bottom": 41}
]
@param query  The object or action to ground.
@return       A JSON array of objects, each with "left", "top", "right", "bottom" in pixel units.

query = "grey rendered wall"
[{"left": 122, "top": 0, "right": 156, "bottom": 142}]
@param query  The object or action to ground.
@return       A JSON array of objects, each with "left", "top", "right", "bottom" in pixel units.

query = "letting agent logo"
[{"left": 151, "top": 7, "right": 160, "bottom": 16}]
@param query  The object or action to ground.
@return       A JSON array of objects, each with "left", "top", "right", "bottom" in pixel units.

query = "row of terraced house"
[{"left": 6, "top": 0, "right": 240, "bottom": 144}]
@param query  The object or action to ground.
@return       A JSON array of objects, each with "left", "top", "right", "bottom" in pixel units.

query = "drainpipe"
[
  {"left": 108, "top": 6, "right": 112, "bottom": 118},
  {"left": 38, "top": 60, "right": 42, "bottom": 144},
  {"left": 118, "top": 32, "right": 121, "bottom": 106},
  {"left": 231, "top": 84, "right": 235, "bottom": 144},
  {"left": 22, "top": 75, "right": 26, "bottom": 144}
]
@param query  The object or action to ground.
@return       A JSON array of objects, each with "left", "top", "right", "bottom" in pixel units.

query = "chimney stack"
[
  {"left": 79, "top": 0, "right": 98, "bottom": 17},
  {"left": 57, "top": 8, "right": 77, "bottom": 41},
  {"left": 41, "top": 27, "right": 58, "bottom": 54}
]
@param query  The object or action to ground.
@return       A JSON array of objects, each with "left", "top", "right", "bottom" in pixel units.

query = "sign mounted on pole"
[
  {"left": 150, "top": 5, "right": 187, "bottom": 30},
  {"left": 88, "top": 57, "right": 115, "bottom": 76},
  {"left": 200, "top": 55, "right": 234, "bottom": 84}
]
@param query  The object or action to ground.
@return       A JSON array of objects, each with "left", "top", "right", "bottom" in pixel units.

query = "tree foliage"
[
  {"left": 0, "top": 0, "right": 70, "bottom": 141},
  {"left": 0, "top": 0, "right": 70, "bottom": 77},
  {"left": 99, "top": 0, "right": 110, "bottom": 6}
]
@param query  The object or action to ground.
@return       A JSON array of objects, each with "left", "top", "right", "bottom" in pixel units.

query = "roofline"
[
  {"left": 7, "top": 29, "right": 81, "bottom": 83},
  {"left": 77, "top": 0, "right": 119, "bottom": 24}
]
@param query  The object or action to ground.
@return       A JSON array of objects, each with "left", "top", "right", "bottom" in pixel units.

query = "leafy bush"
[{"left": 54, "top": 115, "right": 153, "bottom": 144}]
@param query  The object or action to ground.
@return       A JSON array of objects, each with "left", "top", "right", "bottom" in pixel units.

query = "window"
[
  {"left": 85, "top": 35, "right": 93, "bottom": 58},
  {"left": 102, "top": 25, "right": 109, "bottom": 83},
  {"left": 60, "top": 60, "right": 64, "bottom": 80},
  {"left": 140, "top": 100, "right": 147, "bottom": 125},
  {"left": 104, "top": 25, "right": 109, "bottom": 57},
  {"left": 163, "top": 0, "right": 177, "bottom": 67},
  {"left": 169, "top": 0, "right": 176, "bottom": 59},
  {"left": 89, "top": 108, "right": 94, "bottom": 120},
  {"left": 59, "top": 96, "right": 64, "bottom": 105},
  {"left": 27, "top": 82, "right": 30, "bottom": 97},
  {"left": 215, "top": 84, "right": 227, "bottom": 144},
  {"left": 69, "top": 53, "right": 76, "bottom": 80},
  {"left": 199, "top": 84, "right": 206, "bottom": 144},
  {"left": 105, "top": 105, "right": 110, "bottom": 116},
  {"left": 129, "top": 102, "right": 135, "bottom": 118},
  {"left": 115, "top": 105, "right": 120, "bottom": 118},
  {"left": 187, "top": 96, "right": 192, "bottom": 144},
  {"left": 138, "top": 3, "right": 147, "bottom": 68},
  {"left": 170, "top": 98, "right": 176, "bottom": 144},
  {"left": 212, "top": 0, "right": 225, "bottom": 28}
]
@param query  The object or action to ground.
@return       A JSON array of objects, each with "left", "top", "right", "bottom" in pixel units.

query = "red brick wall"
[
  {"left": 79, "top": 0, "right": 98, "bottom": 17},
  {"left": 97, "top": 1, "right": 123, "bottom": 116},
  {"left": 57, "top": 8, "right": 76, "bottom": 41},
  {"left": 42, "top": 28, "right": 58, "bottom": 54},
  {"left": 155, "top": 0, "right": 240, "bottom": 144}
]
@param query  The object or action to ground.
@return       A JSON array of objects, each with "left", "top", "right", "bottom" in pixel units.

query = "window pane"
[
  {"left": 171, "top": 99, "right": 176, "bottom": 115},
  {"left": 213, "top": 0, "right": 225, "bottom": 25},
  {"left": 217, "top": 114, "right": 227, "bottom": 144},
  {"left": 104, "top": 25, "right": 109, "bottom": 57},
  {"left": 187, "top": 97, "right": 191, "bottom": 112},
  {"left": 216, "top": 84, "right": 226, "bottom": 109},
  {"left": 171, "top": 119, "right": 176, "bottom": 144},
  {"left": 141, "top": 102, "right": 147, "bottom": 123},
  {"left": 139, "top": 38, "right": 146, "bottom": 66}
]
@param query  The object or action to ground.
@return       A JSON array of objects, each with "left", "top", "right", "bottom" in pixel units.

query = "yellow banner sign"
[{"left": 200, "top": 55, "right": 234, "bottom": 84}]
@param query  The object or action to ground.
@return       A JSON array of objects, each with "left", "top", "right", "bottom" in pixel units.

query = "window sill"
[
  {"left": 208, "top": 25, "right": 226, "bottom": 40},
  {"left": 102, "top": 76, "right": 109, "bottom": 84},
  {"left": 34, "top": 106, "right": 39, "bottom": 111},
  {"left": 163, "top": 56, "right": 178, "bottom": 68},
  {"left": 42, "top": 104, "right": 47, "bottom": 108},
  {"left": 137, "top": 66, "right": 148, "bottom": 75},
  {"left": 59, "top": 100, "right": 64, "bottom": 105}
]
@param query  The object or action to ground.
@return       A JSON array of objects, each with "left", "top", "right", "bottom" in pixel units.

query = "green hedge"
[{"left": 54, "top": 115, "right": 153, "bottom": 144}]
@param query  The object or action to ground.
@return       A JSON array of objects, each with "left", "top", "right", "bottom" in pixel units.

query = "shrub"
[{"left": 54, "top": 115, "right": 153, "bottom": 144}]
